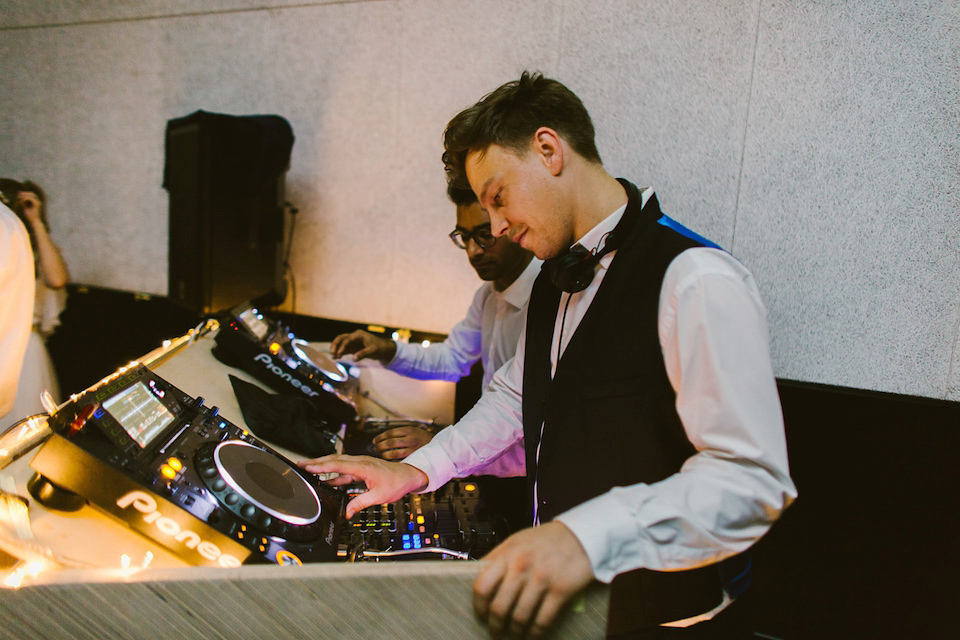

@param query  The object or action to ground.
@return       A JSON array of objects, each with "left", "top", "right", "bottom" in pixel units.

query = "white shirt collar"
[
  {"left": 572, "top": 187, "right": 653, "bottom": 270},
  {"left": 500, "top": 257, "right": 543, "bottom": 309}
]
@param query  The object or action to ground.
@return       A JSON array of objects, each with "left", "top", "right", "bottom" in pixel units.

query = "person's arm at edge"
[
  {"left": 20, "top": 194, "right": 68, "bottom": 288},
  {"left": 0, "top": 206, "right": 35, "bottom": 417}
]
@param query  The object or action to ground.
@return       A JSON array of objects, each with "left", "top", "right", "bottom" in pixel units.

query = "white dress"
[{"left": 3, "top": 276, "right": 64, "bottom": 429}]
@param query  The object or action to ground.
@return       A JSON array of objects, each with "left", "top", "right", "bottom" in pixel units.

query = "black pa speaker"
[{"left": 164, "top": 110, "right": 294, "bottom": 314}]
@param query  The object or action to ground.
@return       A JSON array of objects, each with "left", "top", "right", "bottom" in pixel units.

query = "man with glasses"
[{"left": 329, "top": 182, "right": 539, "bottom": 462}]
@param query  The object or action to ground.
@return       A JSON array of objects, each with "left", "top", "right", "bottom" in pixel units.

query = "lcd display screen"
[
  {"left": 239, "top": 308, "right": 269, "bottom": 340},
  {"left": 102, "top": 382, "right": 175, "bottom": 448}
]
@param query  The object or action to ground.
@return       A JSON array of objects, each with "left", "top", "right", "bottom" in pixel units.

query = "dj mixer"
[{"left": 340, "top": 480, "right": 498, "bottom": 561}]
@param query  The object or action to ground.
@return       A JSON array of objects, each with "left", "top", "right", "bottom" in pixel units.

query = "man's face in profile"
[
  {"left": 455, "top": 201, "right": 529, "bottom": 284},
  {"left": 465, "top": 142, "right": 572, "bottom": 261}
]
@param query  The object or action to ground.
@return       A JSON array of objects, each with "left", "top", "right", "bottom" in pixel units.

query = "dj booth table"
[{"left": 0, "top": 327, "right": 608, "bottom": 638}]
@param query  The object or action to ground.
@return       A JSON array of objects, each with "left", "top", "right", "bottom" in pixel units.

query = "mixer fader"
[{"left": 340, "top": 479, "right": 500, "bottom": 561}]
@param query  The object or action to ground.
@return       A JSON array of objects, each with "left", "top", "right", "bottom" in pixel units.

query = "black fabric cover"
[{"left": 228, "top": 375, "right": 338, "bottom": 458}]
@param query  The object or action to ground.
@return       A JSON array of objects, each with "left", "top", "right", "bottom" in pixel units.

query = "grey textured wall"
[{"left": 1, "top": 1, "right": 957, "bottom": 401}]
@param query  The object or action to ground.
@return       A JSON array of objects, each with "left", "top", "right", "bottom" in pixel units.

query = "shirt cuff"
[
  {"left": 385, "top": 340, "right": 408, "bottom": 369},
  {"left": 555, "top": 493, "right": 639, "bottom": 584},
  {"left": 402, "top": 447, "right": 456, "bottom": 493}
]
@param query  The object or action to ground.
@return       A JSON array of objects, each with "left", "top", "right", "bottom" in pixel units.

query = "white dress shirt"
[
  {"left": 404, "top": 188, "right": 796, "bottom": 591},
  {"left": 388, "top": 257, "right": 541, "bottom": 390},
  {"left": 388, "top": 257, "right": 541, "bottom": 475}
]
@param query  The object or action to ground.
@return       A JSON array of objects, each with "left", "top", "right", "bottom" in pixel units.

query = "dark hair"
[
  {"left": 0, "top": 178, "right": 51, "bottom": 246},
  {"left": 20, "top": 180, "right": 46, "bottom": 205},
  {"left": 0, "top": 178, "right": 22, "bottom": 210},
  {"left": 442, "top": 71, "right": 601, "bottom": 191},
  {"left": 446, "top": 180, "right": 478, "bottom": 207}
]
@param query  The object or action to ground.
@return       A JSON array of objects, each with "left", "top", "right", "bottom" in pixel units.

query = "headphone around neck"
[
  {"left": 542, "top": 243, "right": 606, "bottom": 293},
  {"left": 541, "top": 193, "right": 642, "bottom": 293}
]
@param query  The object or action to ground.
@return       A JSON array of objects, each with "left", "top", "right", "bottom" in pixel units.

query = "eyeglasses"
[{"left": 449, "top": 226, "right": 497, "bottom": 250}]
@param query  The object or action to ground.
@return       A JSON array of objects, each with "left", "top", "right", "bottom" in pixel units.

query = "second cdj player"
[{"left": 211, "top": 303, "right": 359, "bottom": 430}]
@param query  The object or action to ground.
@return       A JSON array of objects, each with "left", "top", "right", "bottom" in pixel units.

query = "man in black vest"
[{"left": 302, "top": 72, "right": 796, "bottom": 639}]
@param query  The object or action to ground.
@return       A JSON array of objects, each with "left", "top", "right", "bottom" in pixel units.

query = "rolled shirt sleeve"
[
  {"left": 403, "top": 327, "right": 528, "bottom": 492},
  {"left": 387, "top": 284, "right": 488, "bottom": 382}
]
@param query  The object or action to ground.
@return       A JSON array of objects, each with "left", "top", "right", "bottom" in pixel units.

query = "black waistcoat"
[{"left": 522, "top": 179, "right": 740, "bottom": 634}]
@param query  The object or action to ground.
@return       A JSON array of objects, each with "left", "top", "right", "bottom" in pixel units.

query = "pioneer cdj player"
[
  {"left": 26, "top": 363, "right": 503, "bottom": 567},
  {"left": 211, "top": 303, "right": 358, "bottom": 428},
  {"left": 28, "top": 364, "right": 347, "bottom": 567}
]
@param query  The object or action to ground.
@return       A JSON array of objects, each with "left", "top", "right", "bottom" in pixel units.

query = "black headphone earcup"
[
  {"left": 545, "top": 245, "right": 599, "bottom": 293},
  {"left": 542, "top": 182, "right": 650, "bottom": 295}
]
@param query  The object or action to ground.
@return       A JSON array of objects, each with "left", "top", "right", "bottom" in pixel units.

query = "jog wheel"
[
  {"left": 195, "top": 440, "right": 321, "bottom": 540},
  {"left": 289, "top": 339, "right": 349, "bottom": 383}
]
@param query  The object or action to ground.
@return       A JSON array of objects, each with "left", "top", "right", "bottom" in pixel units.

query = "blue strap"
[{"left": 657, "top": 215, "right": 722, "bottom": 250}]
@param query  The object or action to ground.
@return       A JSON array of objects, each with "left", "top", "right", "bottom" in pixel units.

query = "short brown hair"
[{"left": 442, "top": 71, "right": 601, "bottom": 191}]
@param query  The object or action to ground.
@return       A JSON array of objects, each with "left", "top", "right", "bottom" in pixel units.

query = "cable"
[
  {"left": 282, "top": 201, "right": 298, "bottom": 327},
  {"left": 356, "top": 547, "right": 471, "bottom": 561}
]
